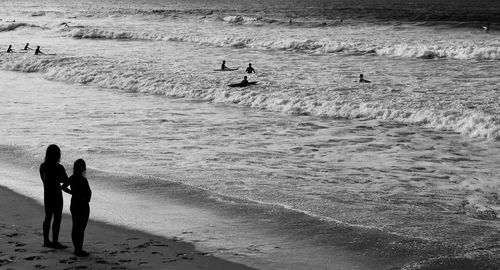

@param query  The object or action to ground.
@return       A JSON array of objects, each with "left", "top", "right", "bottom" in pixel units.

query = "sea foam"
[
  {"left": 1, "top": 55, "right": 498, "bottom": 140},
  {"left": 59, "top": 26, "right": 500, "bottom": 60}
]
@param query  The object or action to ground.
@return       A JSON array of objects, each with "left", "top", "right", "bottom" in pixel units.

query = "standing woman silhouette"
[{"left": 39, "top": 144, "right": 69, "bottom": 248}]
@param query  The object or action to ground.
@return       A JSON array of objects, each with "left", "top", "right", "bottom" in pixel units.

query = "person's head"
[
  {"left": 359, "top": 74, "right": 364, "bottom": 78},
  {"left": 248, "top": 63, "right": 252, "bottom": 67},
  {"left": 26, "top": 43, "right": 29, "bottom": 45},
  {"left": 8, "top": 45, "right": 11, "bottom": 48},
  {"left": 222, "top": 60, "right": 225, "bottom": 63},
  {"left": 73, "top": 159, "right": 86, "bottom": 177},
  {"left": 37, "top": 46, "right": 40, "bottom": 49},
  {"left": 244, "top": 76, "right": 247, "bottom": 79},
  {"left": 45, "top": 144, "right": 61, "bottom": 164}
]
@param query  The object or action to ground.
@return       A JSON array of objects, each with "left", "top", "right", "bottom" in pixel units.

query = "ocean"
[{"left": 0, "top": 0, "right": 499, "bottom": 269}]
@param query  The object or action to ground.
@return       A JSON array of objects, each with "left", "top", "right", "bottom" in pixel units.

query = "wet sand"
[{"left": 0, "top": 185, "right": 255, "bottom": 270}]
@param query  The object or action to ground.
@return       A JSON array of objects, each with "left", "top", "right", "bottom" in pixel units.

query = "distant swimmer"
[
  {"left": 482, "top": 22, "right": 490, "bottom": 32},
  {"left": 6, "top": 45, "right": 14, "bottom": 53},
  {"left": 359, "top": 74, "right": 370, "bottom": 83},
  {"left": 35, "top": 46, "right": 44, "bottom": 55},
  {"left": 245, "top": 63, "right": 256, "bottom": 73},
  {"left": 241, "top": 76, "right": 249, "bottom": 86},
  {"left": 221, "top": 60, "right": 227, "bottom": 70},
  {"left": 23, "top": 43, "right": 32, "bottom": 50}
]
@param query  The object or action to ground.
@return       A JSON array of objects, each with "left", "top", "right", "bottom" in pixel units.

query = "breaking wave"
[
  {"left": 0, "top": 22, "right": 42, "bottom": 32},
  {"left": 0, "top": 55, "right": 498, "bottom": 140},
  {"left": 59, "top": 27, "right": 500, "bottom": 60}
]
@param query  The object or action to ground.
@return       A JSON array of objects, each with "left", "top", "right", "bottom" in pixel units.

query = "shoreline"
[{"left": 0, "top": 184, "right": 256, "bottom": 270}]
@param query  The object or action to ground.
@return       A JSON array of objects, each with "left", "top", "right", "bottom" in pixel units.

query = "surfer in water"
[
  {"left": 241, "top": 76, "right": 249, "bottom": 86},
  {"left": 35, "top": 46, "right": 44, "bottom": 55},
  {"left": 359, "top": 74, "right": 371, "bottom": 83},
  {"left": 246, "top": 63, "right": 256, "bottom": 73},
  {"left": 483, "top": 22, "right": 490, "bottom": 32},
  {"left": 23, "top": 43, "right": 32, "bottom": 50},
  {"left": 221, "top": 60, "right": 228, "bottom": 70},
  {"left": 6, "top": 45, "right": 14, "bottom": 53}
]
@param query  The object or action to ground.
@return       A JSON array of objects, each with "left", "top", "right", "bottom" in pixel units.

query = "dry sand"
[{"left": 0, "top": 185, "right": 256, "bottom": 270}]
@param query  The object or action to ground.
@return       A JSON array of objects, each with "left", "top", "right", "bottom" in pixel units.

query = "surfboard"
[
  {"left": 214, "top": 67, "right": 239, "bottom": 71},
  {"left": 228, "top": 81, "right": 258, "bottom": 87}
]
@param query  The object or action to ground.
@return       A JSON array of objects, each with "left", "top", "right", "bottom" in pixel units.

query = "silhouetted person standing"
[
  {"left": 40, "top": 144, "right": 68, "bottom": 249},
  {"left": 245, "top": 63, "right": 255, "bottom": 73},
  {"left": 62, "top": 159, "right": 91, "bottom": 257},
  {"left": 35, "top": 46, "right": 43, "bottom": 55},
  {"left": 6, "top": 45, "right": 13, "bottom": 53}
]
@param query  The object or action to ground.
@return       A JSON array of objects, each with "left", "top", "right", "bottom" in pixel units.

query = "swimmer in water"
[
  {"left": 245, "top": 63, "right": 255, "bottom": 74},
  {"left": 35, "top": 46, "right": 44, "bottom": 55},
  {"left": 482, "top": 22, "right": 490, "bottom": 32},
  {"left": 241, "top": 76, "right": 249, "bottom": 86},
  {"left": 359, "top": 74, "right": 371, "bottom": 83},
  {"left": 7, "top": 45, "right": 14, "bottom": 53}
]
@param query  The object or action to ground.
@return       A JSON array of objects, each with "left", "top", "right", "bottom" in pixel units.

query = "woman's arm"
[{"left": 60, "top": 166, "right": 72, "bottom": 194}]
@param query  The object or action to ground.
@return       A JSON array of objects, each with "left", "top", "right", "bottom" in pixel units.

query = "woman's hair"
[
  {"left": 73, "top": 159, "right": 86, "bottom": 176},
  {"left": 44, "top": 144, "right": 61, "bottom": 164}
]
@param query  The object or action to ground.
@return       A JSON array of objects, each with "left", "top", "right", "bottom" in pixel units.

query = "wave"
[
  {"left": 59, "top": 27, "right": 500, "bottom": 60},
  {"left": 0, "top": 22, "right": 42, "bottom": 32},
  {"left": 0, "top": 55, "right": 498, "bottom": 140},
  {"left": 221, "top": 15, "right": 260, "bottom": 24}
]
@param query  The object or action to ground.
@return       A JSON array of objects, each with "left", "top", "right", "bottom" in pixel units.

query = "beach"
[
  {"left": 1, "top": 0, "right": 500, "bottom": 269},
  {"left": 0, "top": 184, "right": 256, "bottom": 270}
]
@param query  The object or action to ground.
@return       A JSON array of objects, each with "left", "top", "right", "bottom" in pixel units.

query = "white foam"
[
  {"left": 1, "top": 55, "right": 498, "bottom": 140},
  {"left": 58, "top": 26, "right": 500, "bottom": 60}
]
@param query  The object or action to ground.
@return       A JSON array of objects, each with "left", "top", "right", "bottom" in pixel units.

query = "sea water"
[{"left": 0, "top": 0, "right": 499, "bottom": 269}]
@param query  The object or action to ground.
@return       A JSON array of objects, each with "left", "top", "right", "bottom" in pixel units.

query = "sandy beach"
[{"left": 0, "top": 185, "right": 255, "bottom": 270}]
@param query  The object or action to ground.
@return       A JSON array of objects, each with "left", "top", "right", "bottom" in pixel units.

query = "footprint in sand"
[
  {"left": 39, "top": 249, "right": 56, "bottom": 254},
  {"left": 59, "top": 259, "right": 76, "bottom": 264},
  {"left": 176, "top": 253, "right": 193, "bottom": 260},
  {"left": 0, "top": 256, "right": 15, "bottom": 266},
  {"left": 25, "top": 255, "right": 44, "bottom": 261},
  {"left": 63, "top": 266, "right": 87, "bottom": 270},
  {"left": 133, "top": 242, "right": 151, "bottom": 249},
  {"left": 8, "top": 241, "right": 26, "bottom": 247},
  {"left": 4, "top": 232, "right": 22, "bottom": 237}
]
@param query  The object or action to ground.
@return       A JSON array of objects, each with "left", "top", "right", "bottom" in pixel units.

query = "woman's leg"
[
  {"left": 52, "top": 197, "right": 63, "bottom": 243},
  {"left": 43, "top": 198, "right": 54, "bottom": 246}
]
